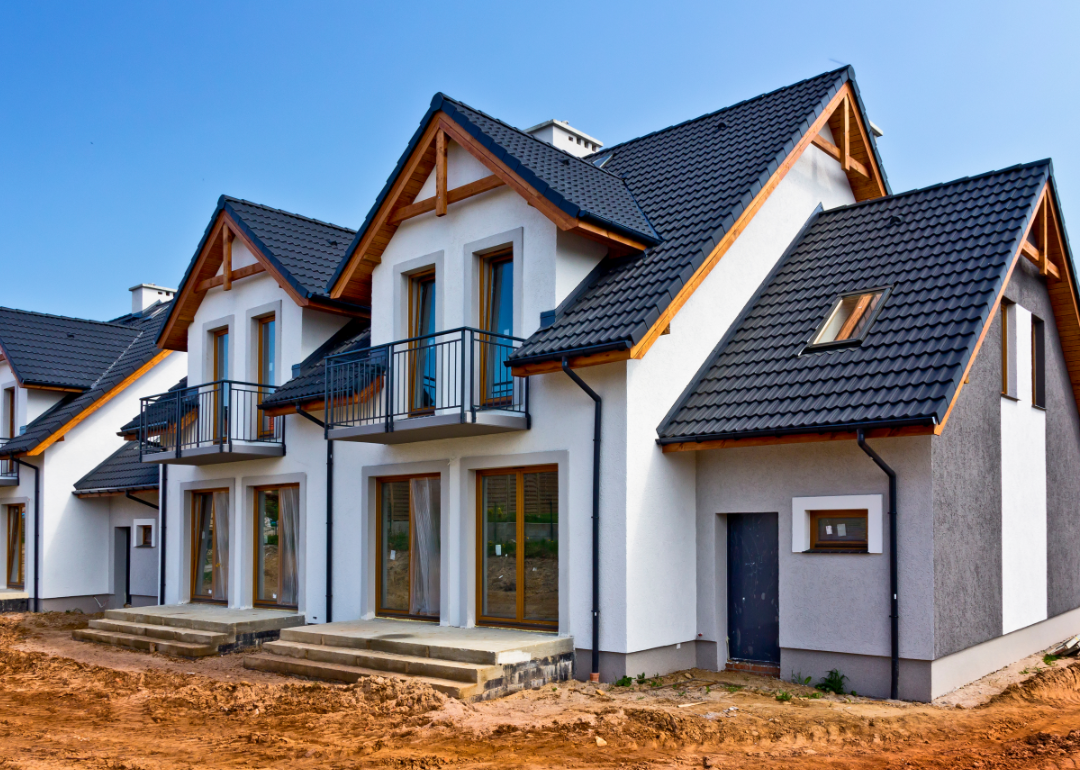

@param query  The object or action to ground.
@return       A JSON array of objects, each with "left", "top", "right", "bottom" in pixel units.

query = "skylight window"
[
  {"left": 592, "top": 152, "right": 614, "bottom": 169},
  {"left": 807, "top": 288, "right": 889, "bottom": 350}
]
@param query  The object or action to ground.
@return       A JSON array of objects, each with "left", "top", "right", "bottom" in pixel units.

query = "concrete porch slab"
[{"left": 105, "top": 604, "right": 305, "bottom": 635}]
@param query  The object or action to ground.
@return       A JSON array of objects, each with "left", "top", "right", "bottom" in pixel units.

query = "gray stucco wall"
[
  {"left": 1004, "top": 258, "right": 1080, "bottom": 617},
  {"left": 695, "top": 436, "right": 936, "bottom": 668},
  {"left": 930, "top": 304, "right": 1003, "bottom": 658}
]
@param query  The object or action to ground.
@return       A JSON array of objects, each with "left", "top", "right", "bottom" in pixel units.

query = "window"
[
  {"left": 1001, "top": 300, "right": 1013, "bottom": 396},
  {"left": 477, "top": 466, "right": 558, "bottom": 628},
  {"left": 808, "top": 510, "right": 868, "bottom": 553},
  {"left": 257, "top": 316, "right": 276, "bottom": 438},
  {"left": 4, "top": 387, "right": 13, "bottom": 438},
  {"left": 211, "top": 328, "right": 230, "bottom": 442},
  {"left": 212, "top": 328, "right": 229, "bottom": 381},
  {"left": 408, "top": 271, "right": 437, "bottom": 412},
  {"left": 190, "top": 490, "right": 229, "bottom": 602},
  {"left": 6, "top": 504, "right": 25, "bottom": 588},
  {"left": 808, "top": 289, "right": 888, "bottom": 349},
  {"left": 1032, "top": 315, "right": 1046, "bottom": 408},
  {"left": 253, "top": 485, "right": 300, "bottom": 608},
  {"left": 137, "top": 524, "right": 154, "bottom": 548},
  {"left": 592, "top": 152, "right": 614, "bottom": 168},
  {"left": 376, "top": 475, "right": 440, "bottom": 620},
  {"left": 480, "top": 250, "right": 514, "bottom": 404}
]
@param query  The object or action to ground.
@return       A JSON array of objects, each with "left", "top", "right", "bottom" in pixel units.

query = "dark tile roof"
[
  {"left": 657, "top": 161, "right": 1052, "bottom": 442},
  {"left": 73, "top": 440, "right": 158, "bottom": 494},
  {"left": 0, "top": 309, "right": 142, "bottom": 390},
  {"left": 510, "top": 66, "right": 889, "bottom": 363},
  {"left": 118, "top": 377, "right": 187, "bottom": 436},
  {"left": 1, "top": 302, "right": 174, "bottom": 456},
  {"left": 261, "top": 320, "right": 370, "bottom": 408}
]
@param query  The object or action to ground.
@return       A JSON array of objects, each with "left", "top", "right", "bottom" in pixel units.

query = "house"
[
  {"left": 0, "top": 287, "right": 185, "bottom": 611},
  {"left": 96, "top": 65, "right": 1080, "bottom": 701}
]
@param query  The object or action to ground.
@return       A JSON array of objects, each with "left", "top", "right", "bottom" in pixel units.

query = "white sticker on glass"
[
  {"left": 495, "top": 544, "right": 502, "bottom": 556},
  {"left": 390, "top": 550, "right": 396, "bottom": 561},
  {"left": 837, "top": 523, "right": 847, "bottom": 537},
  {"left": 825, "top": 525, "right": 833, "bottom": 535}
]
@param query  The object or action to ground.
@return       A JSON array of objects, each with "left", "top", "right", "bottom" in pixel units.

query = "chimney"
[
  {"left": 525, "top": 119, "right": 603, "bottom": 159},
  {"left": 129, "top": 283, "right": 176, "bottom": 314}
]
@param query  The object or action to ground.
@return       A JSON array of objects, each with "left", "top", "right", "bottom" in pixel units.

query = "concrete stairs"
[
  {"left": 243, "top": 619, "right": 575, "bottom": 701},
  {"left": 72, "top": 606, "right": 305, "bottom": 659}
]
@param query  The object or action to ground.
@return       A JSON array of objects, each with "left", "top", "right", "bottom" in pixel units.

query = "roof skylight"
[
  {"left": 592, "top": 152, "right": 614, "bottom": 169},
  {"left": 806, "top": 288, "right": 888, "bottom": 350}
]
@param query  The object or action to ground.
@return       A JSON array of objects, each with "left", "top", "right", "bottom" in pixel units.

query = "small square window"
[
  {"left": 807, "top": 288, "right": 889, "bottom": 350},
  {"left": 809, "top": 510, "right": 868, "bottom": 552},
  {"left": 137, "top": 524, "right": 154, "bottom": 548}
]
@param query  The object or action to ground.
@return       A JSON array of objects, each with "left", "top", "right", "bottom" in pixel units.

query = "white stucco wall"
[{"left": 1001, "top": 304, "right": 1048, "bottom": 634}]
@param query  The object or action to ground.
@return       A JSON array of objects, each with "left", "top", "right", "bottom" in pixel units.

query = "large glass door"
[
  {"left": 191, "top": 490, "right": 229, "bottom": 602},
  {"left": 477, "top": 466, "right": 558, "bottom": 629},
  {"left": 409, "top": 272, "right": 437, "bottom": 413},
  {"left": 376, "top": 475, "right": 440, "bottom": 620},
  {"left": 6, "top": 504, "right": 25, "bottom": 589},
  {"left": 253, "top": 485, "right": 299, "bottom": 608}
]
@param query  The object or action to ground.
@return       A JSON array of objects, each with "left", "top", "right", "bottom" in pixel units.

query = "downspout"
[
  {"left": 13, "top": 458, "right": 40, "bottom": 613},
  {"left": 857, "top": 429, "right": 899, "bottom": 700},
  {"left": 561, "top": 357, "right": 601, "bottom": 683},
  {"left": 295, "top": 405, "right": 332, "bottom": 623},
  {"left": 159, "top": 465, "right": 167, "bottom": 605}
]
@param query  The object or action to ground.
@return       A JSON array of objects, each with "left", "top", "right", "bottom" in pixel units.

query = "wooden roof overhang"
[
  {"left": 157, "top": 208, "right": 369, "bottom": 352},
  {"left": 660, "top": 175, "right": 1080, "bottom": 453},
  {"left": 328, "top": 111, "right": 655, "bottom": 307}
]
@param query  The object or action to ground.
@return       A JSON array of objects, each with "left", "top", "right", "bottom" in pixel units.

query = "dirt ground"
[{"left": 3, "top": 613, "right": 1080, "bottom": 769}]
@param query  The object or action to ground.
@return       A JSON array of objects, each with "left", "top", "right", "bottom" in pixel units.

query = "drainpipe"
[
  {"left": 561, "top": 357, "right": 601, "bottom": 683},
  {"left": 159, "top": 464, "right": 167, "bottom": 605},
  {"left": 13, "top": 458, "right": 40, "bottom": 613},
  {"left": 857, "top": 429, "right": 899, "bottom": 700},
  {"left": 295, "top": 405, "right": 332, "bottom": 623}
]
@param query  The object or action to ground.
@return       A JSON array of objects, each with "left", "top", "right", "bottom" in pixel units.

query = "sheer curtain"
[
  {"left": 409, "top": 478, "right": 440, "bottom": 617},
  {"left": 279, "top": 486, "right": 300, "bottom": 606},
  {"left": 212, "top": 491, "right": 230, "bottom": 601}
]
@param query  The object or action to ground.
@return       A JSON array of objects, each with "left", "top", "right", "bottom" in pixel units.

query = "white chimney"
[
  {"left": 129, "top": 283, "right": 176, "bottom": 313},
  {"left": 525, "top": 119, "right": 603, "bottom": 159}
]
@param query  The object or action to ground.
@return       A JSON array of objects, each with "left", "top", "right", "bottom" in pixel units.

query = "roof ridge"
[
  {"left": 0, "top": 306, "right": 141, "bottom": 331},
  {"left": 88, "top": 325, "right": 147, "bottom": 390},
  {"left": 582, "top": 66, "right": 851, "bottom": 158},
  {"left": 221, "top": 196, "right": 357, "bottom": 234},
  {"left": 817, "top": 159, "right": 1053, "bottom": 215}
]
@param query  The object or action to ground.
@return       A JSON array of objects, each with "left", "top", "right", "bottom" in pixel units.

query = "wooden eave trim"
[
  {"left": 629, "top": 83, "right": 885, "bottom": 362},
  {"left": 158, "top": 218, "right": 228, "bottom": 351},
  {"left": 263, "top": 398, "right": 324, "bottom": 418},
  {"left": 660, "top": 424, "right": 935, "bottom": 452},
  {"left": 22, "top": 383, "right": 85, "bottom": 393},
  {"left": 195, "top": 261, "right": 267, "bottom": 292},
  {"left": 388, "top": 174, "right": 505, "bottom": 224},
  {"left": 27, "top": 350, "right": 173, "bottom": 456},
  {"left": 222, "top": 211, "right": 308, "bottom": 307},
  {"left": 510, "top": 348, "right": 631, "bottom": 377},
  {"left": 810, "top": 134, "right": 872, "bottom": 180}
]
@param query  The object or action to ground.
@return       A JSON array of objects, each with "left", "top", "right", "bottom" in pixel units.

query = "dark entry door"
[
  {"left": 114, "top": 527, "right": 131, "bottom": 608},
  {"left": 727, "top": 513, "right": 779, "bottom": 664}
]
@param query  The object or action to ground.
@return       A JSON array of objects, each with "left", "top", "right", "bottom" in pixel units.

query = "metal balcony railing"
[
  {"left": 324, "top": 327, "right": 528, "bottom": 432},
  {"left": 0, "top": 439, "right": 17, "bottom": 483},
  {"left": 138, "top": 379, "right": 283, "bottom": 460}
]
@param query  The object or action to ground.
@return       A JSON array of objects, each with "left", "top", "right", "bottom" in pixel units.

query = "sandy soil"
[{"left": 3, "top": 612, "right": 1080, "bottom": 769}]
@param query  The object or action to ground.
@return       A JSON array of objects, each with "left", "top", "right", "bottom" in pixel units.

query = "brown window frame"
[
  {"left": 189, "top": 488, "right": 229, "bottom": 604},
  {"left": 256, "top": 315, "right": 277, "bottom": 439},
  {"left": 805, "top": 287, "right": 890, "bottom": 352},
  {"left": 1032, "top": 314, "right": 1046, "bottom": 408},
  {"left": 6, "top": 504, "right": 25, "bottom": 589},
  {"left": 1001, "top": 300, "right": 1014, "bottom": 397},
  {"left": 252, "top": 483, "right": 300, "bottom": 610},
  {"left": 408, "top": 270, "right": 437, "bottom": 415},
  {"left": 475, "top": 464, "right": 559, "bottom": 631},
  {"left": 478, "top": 249, "right": 514, "bottom": 407},
  {"left": 211, "top": 328, "right": 230, "bottom": 442},
  {"left": 808, "top": 509, "right": 869, "bottom": 553},
  {"left": 136, "top": 524, "right": 154, "bottom": 548},
  {"left": 374, "top": 473, "right": 441, "bottom": 622}
]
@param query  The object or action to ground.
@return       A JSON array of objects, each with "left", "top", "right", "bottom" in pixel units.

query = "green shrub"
[
  {"left": 614, "top": 675, "right": 633, "bottom": 687},
  {"left": 775, "top": 690, "right": 792, "bottom": 703},
  {"left": 816, "top": 669, "right": 847, "bottom": 695}
]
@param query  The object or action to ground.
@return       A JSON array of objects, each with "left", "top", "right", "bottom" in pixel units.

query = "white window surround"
[
  {"left": 133, "top": 518, "right": 156, "bottom": 548},
  {"left": 392, "top": 250, "right": 444, "bottom": 341},
  {"left": 200, "top": 314, "right": 234, "bottom": 385},
  {"left": 463, "top": 228, "right": 523, "bottom": 336},
  {"left": 792, "top": 494, "right": 883, "bottom": 554}
]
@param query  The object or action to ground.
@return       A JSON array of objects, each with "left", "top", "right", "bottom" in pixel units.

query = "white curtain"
[
  {"left": 279, "top": 486, "right": 300, "bottom": 606},
  {"left": 212, "top": 491, "right": 230, "bottom": 601},
  {"left": 409, "top": 478, "right": 440, "bottom": 617}
]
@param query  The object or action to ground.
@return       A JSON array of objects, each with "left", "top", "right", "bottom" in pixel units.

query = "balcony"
[
  {"left": 138, "top": 380, "right": 285, "bottom": 465},
  {"left": 0, "top": 440, "right": 17, "bottom": 486},
  {"left": 325, "top": 327, "right": 529, "bottom": 444}
]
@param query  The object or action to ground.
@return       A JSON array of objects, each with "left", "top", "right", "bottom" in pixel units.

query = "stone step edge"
[
  {"left": 102, "top": 609, "right": 305, "bottom": 635},
  {"left": 263, "top": 639, "right": 502, "bottom": 684},
  {"left": 88, "top": 619, "right": 232, "bottom": 645},
  {"left": 278, "top": 628, "right": 514, "bottom": 666},
  {"left": 72, "top": 629, "right": 218, "bottom": 658},
  {"left": 243, "top": 653, "right": 482, "bottom": 700}
]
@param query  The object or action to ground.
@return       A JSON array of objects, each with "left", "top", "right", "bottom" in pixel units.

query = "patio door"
[
  {"left": 191, "top": 490, "right": 229, "bottom": 603},
  {"left": 376, "top": 475, "right": 440, "bottom": 620},
  {"left": 253, "top": 484, "right": 299, "bottom": 608},
  {"left": 6, "top": 504, "right": 25, "bottom": 589},
  {"left": 477, "top": 466, "right": 558, "bottom": 629},
  {"left": 212, "top": 329, "right": 229, "bottom": 442},
  {"left": 409, "top": 272, "right": 437, "bottom": 413}
]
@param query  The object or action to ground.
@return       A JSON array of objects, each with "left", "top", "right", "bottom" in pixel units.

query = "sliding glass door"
[
  {"left": 376, "top": 475, "right": 440, "bottom": 620},
  {"left": 6, "top": 504, "right": 24, "bottom": 589},
  {"left": 253, "top": 484, "right": 299, "bottom": 608},
  {"left": 477, "top": 466, "right": 558, "bottom": 629},
  {"left": 191, "top": 490, "right": 229, "bottom": 602}
]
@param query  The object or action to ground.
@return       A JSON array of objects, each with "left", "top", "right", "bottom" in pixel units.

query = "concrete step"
[
  {"left": 243, "top": 653, "right": 485, "bottom": 700},
  {"left": 102, "top": 608, "right": 304, "bottom": 636},
  {"left": 88, "top": 618, "right": 231, "bottom": 647},
  {"left": 72, "top": 628, "right": 218, "bottom": 658},
  {"left": 261, "top": 640, "right": 502, "bottom": 684}
]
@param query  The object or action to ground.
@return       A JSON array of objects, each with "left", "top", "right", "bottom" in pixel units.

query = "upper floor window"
[
  {"left": 257, "top": 316, "right": 275, "bottom": 386},
  {"left": 409, "top": 270, "right": 437, "bottom": 412},
  {"left": 807, "top": 288, "right": 888, "bottom": 351},
  {"left": 213, "top": 328, "right": 229, "bottom": 381},
  {"left": 3, "top": 387, "right": 13, "bottom": 438},
  {"left": 410, "top": 270, "right": 436, "bottom": 339},
  {"left": 481, "top": 250, "right": 513, "bottom": 337},
  {"left": 1032, "top": 314, "right": 1046, "bottom": 408}
]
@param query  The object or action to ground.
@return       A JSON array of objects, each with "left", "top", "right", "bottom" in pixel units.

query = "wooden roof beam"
[{"left": 389, "top": 174, "right": 505, "bottom": 224}]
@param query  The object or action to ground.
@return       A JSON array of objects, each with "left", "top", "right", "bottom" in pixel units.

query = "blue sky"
[{"left": 1, "top": 0, "right": 1077, "bottom": 320}]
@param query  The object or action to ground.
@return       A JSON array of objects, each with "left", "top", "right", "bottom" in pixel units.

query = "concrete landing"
[
  {"left": 0, "top": 588, "right": 28, "bottom": 613},
  {"left": 73, "top": 604, "right": 304, "bottom": 658},
  {"left": 244, "top": 618, "right": 573, "bottom": 700}
]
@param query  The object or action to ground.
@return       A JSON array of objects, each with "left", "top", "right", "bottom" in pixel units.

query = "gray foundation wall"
[
  {"left": 781, "top": 648, "right": 932, "bottom": 701},
  {"left": 930, "top": 303, "right": 1003, "bottom": 657},
  {"left": 574, "top": 639, "right": 715, "bottom": 682}
]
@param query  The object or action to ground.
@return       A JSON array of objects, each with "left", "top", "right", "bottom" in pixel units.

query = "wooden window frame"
[
  {"left": 475, "top": 464, "right": 559, "bottom": 630},
  {"left": 189, "top": 488, "right": 229, "bottom": 604},
  {"left": 1002, "top": 300, "right": 1012, "bottom": 396},
  {"left": 374, "top": 473, "right": 441, "bottom": 622},
  {"left": 252, "top": 483, "right": 300, "bottom": 610},
  {"left": 6, "top": 504, "right": 25, "bottom": 589},
  {"left": 805, "top": 287, "right": 890, "bottom": 352},
  {"left": 136, "top": 524, "right": 154, "bottom": 548},
  {"left": 4, "top": 387, "right": 13, "bottom": 438},
  {"left": 478, "top": 250, "right": 514, "bottom": 407},
  {"left": 807, "top": 509, "right": 869, "bottom": 553},
  {"left": 211, "top": 328, "right": 230, "bottom": 443},
  {"left": 256, "top": 315, "right": 277, "bottom": 439},
  {"left": 1032, "top": 314, "right": 1046, "bottom": 409},
  {"left": 408, "top": 270, "right": 437, "bottom": 415}
]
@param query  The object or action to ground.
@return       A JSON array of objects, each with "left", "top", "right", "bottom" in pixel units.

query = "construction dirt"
[{"left": 4, "top": 613, "right": 1080, "bottom": 768}]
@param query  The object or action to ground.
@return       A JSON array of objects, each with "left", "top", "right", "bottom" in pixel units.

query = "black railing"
[
  {"left": 325, "top": 327, "right": 528, "bottom": 432},
  {"left": 138, "top": 379, "right": 283, "bottom": 460},
  {"left": 0, "top": 439, "right": 16, "bottom": 482}
]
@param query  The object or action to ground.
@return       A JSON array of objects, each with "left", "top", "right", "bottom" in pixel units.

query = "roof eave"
[{"left": 657, "top": 416, "right": 938, "bottom": 447}]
